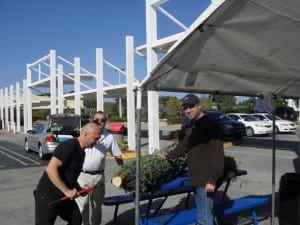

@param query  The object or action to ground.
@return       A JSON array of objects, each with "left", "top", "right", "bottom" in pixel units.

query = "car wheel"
[
  {"left": 24, "top": 140, "right": 31, "bottom": 153},
  {"left": 246, "top": 127, "right": 254, "bottom": 137},
  {"left": 38, "top": 145, "right": 47, "bottom": 160},
  {"left": 275, "top": 126, "right": 280, "bottom": 134}
]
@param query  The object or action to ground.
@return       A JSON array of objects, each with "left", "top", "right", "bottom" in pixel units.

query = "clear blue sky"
[{"left": 0, "top": 0, "right": 209, "bottom": 92}]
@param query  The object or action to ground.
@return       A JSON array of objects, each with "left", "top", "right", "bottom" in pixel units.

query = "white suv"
[
  {"left": 252, "top": 113, "right": 296, "bottom": 133},
  {"left": 226, "top": 113, "right": 272, "bottom": 137}
]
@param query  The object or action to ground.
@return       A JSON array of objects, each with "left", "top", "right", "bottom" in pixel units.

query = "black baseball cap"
[{"left": 182, "top": 93, "right": 200, "bottom": 105}]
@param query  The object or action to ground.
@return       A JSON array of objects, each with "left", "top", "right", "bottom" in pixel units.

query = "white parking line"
[{"left": 0, "top": 146, "right": 40, "bottom": 165}]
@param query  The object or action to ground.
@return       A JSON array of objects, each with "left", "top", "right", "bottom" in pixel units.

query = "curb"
[{"left": 224, "top": 141, "right": 233, "bottom": 149}]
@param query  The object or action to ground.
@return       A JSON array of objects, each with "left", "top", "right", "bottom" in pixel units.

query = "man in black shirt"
[
  {"left": 34, "top": 123, "right": 101, "bottom": 225},
  {"left": 157, "top": 93, "right": 224, "bottom": 225}
]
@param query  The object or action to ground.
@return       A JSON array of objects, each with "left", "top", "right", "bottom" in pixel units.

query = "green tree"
[
  {"left": 237, "top": 97, "right": 256, "bottom": 113},
  {"left": 211, "top": 95, "right": 237, "bottom": 113},
  {"left": 200, "top": 97, "right": 214, "bottom": 110},
  {"left": 32, "top": 109, "right": 49, "bottom": 125},
  {"left": 165, "top": 97, "right": 182, "bottom": 124},
  {"left": 275, "top": 97, "right": 288, "bottom": 107}
]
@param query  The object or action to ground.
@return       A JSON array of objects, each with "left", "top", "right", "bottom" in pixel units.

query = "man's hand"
[
  {"left": 115, "top": 156, "right": 124, "bottom": 168},
  {"left": 205, "top": 182, "right": 216, "bottom": 193},
  {"left": 64, "top": 188, "right": 78, "bottom": 200},
  {"left": 156, "top": 153, "right": 166, "bottom": 160}
]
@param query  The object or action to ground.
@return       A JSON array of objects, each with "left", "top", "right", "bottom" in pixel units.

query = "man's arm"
[
  {"left": 46, "top": 156, "right": 78, "bottom": 199},
  {"left": 114, "top": 155, "right": 124, "bottom": 169},
  {"left": 206, "top": 138, "right": 224, "bottom": 192}
]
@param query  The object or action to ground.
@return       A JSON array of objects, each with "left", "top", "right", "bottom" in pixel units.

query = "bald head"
[
  {"left": 78, "top": 123, "right": 101, "bottom": 149},
  {"left": 81, "top": 123, "right": 100, "bottom": 133}
]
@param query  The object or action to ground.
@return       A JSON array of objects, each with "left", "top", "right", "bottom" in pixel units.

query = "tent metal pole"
[
  {"left": 135, "top": 88, "right": 142, "bottom": 225},
  {"left": 271, "top": 111, "right": 276, "bottom": 225}
]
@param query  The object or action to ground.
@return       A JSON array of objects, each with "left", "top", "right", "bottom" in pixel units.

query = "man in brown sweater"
[{"left": 157, "top": 93, "right": 224, "bottom": 225}]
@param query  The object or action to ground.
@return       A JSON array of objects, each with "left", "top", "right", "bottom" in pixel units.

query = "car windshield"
[
  {"left": 207, "top": 112, "right": 232, "bottom": 121},
  {"left": 265, "top": 114, "right": 283, "bottom": 120},
  {"left": 240, "top": 115, "right": 259, "bottom": 121}
]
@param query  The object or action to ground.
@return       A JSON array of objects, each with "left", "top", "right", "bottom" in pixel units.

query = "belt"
[{"left": 81, "top": 170, "right": 104, "bottom": 175}]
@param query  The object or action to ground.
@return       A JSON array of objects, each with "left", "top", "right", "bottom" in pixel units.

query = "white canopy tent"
[
  {"left": 141, "top": 0, "right": 300, "bottom": 97},
  {"left": 136, "top": 0, "right": 300, "bottom": 224}
]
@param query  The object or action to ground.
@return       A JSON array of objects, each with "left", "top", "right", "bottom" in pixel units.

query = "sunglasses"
[
  {"left": 92, "top": 118, "right": 106, "bottom": 125},
  {"left": 182, "top": 104, "right": 196, "bottom": 110}
]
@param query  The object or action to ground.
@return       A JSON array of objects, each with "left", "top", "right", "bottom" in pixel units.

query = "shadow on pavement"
[{"left": 233, "top": 137, "right": 298, "bottom": 153}]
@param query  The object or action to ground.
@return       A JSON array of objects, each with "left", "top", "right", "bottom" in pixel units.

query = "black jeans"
[{"left": 34, "top": 190, "right": 82, "bottom": 225}]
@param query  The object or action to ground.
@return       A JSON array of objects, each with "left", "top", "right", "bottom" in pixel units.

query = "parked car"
[
  {"left": 252, "top": 113, "right": 296, "bottom": 134},
  {"left": 24, "top": 113, "right": 81, "bottom": 159},
  {"left": 226, "top": 113, "right": 272, "bottom": 137},
  {"left": 275, "top": 106, "right": 298, "bottom": 121},
  {"left": 204, "top": 111, "right": 246, "bottom": 139}
]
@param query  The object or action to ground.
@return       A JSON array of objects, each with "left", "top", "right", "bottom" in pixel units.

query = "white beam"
[
  {"left": 119, "top": 98, "right": 122, "bottom": 117},
  {"left": 96, "top": 48, "right": 104, "bottom": 111},
  {"left": 146, "top": 0, "right": 160, "bottom": 153},
  {"left": 50, "top": 50, "right": 57, "bottom": 114},
  {"left": 4, "top": 87, "right": 9, "bottom": 131},
  {"left": 0, "top": 89, "right": 4, "bottom": 129},
  {"left": 16, "top": 82, "right": 21, "bottom": 132},
  {"left": 126, "top": 36, "right": 136, "bottom": 151},
  {"left": 157, "top": 6, "right": 188, "bottom": 30},
  {"left": 23, "top": 79, "right": 28, "bottom": 132},
  {"left": 28, "top": 53, "right": 50, "bottom": 68},
  {"left": 26, "top": 65, "right": 32, "bottom": 130},
  {"left": 57, "top": 64, "right": 64, "bottom": 113},
  {"left": 74, "top": 57, "right": 81, "bottom": 115},
  {"left": 151, "top": 0, "right": 169, "bottom": 7},
  {"left": 10, "top": 85, "right": 15, "bottom": 132}
]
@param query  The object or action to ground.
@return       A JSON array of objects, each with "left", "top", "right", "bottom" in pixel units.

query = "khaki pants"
[{"left": 76, "top": 172, "right": 105, "bottom": 225}]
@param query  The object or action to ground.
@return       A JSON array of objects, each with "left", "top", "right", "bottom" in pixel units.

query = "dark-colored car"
[
  {"left": 181, "top": 111, "right": 246, "bottom": 140},
  {"left": 275, "top": 106, "right": 298, "bottom": 122},
  {"left": 24, "top": 113, "right": 81, "bottom": 159},
  {"left": 205, "top": 111, "right": 246, "bottom": 139}
]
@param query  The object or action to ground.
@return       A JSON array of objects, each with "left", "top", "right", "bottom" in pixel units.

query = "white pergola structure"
[
  {"left": 0, "top": 85, "right": 23, "bottom": 133},
  {"left": 135, "top": 0, "right": 194, "bottom": 153},
  {"left": 23, "top": 41, "right": 138, "bottom": 150},
  {"left": 0, "top": 37, "right": 138, "bottom": 150}
]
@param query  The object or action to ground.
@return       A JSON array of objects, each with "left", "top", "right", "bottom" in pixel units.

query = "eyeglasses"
[
  {"left": 182, "top": 104, "right": 196, "bottom": 110},
  {"left": 92, "top": 118, "right": 106, "bottom": 125}
]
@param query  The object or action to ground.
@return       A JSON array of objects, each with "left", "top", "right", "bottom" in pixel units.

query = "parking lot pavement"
[{"left": 2, "top": 128, "right": 300, "bottom": 224}]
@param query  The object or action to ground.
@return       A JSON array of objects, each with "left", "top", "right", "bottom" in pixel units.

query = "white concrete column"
[
  {"left": 146, "top": 0, "right": 160, "bottom": 153},
  {"left": 0, "top": 89, "right": 4, "bottom": 129},
  {"left": 126, "top": 35, "right": 136, "bottom": 151},
  {"left": 4, "top": 87, "right": 9, "bottom": 131},
  {"left": 16, "top": 82, "right": 21, "bottom": 132},
  {"left": 96, "top": 48, "right": 104, "bottom": 111},
  {"left": 74, "top": 57, "right": 81, "bottom": 115},
  {"left": 10, "top": 85, "right": 15, "bottom": 132},
  {"left": 119, "top": 98, "right": 122, "bottom": 118},
  {"left": 50, "top": 50, "right": 57, "bottom": 114},
  {"left": 57, "top": 64, "right": 64, "bottom": 113},
  {"left": 23, "top": 79, "right": 28, "bottom": 132},
  {"left": 26, "top": 64, "right": 32, "bottom": 130}
]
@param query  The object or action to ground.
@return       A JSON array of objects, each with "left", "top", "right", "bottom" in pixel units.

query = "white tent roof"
[{"left": 141, "top": 0, "right": 300, "bottom": 99}]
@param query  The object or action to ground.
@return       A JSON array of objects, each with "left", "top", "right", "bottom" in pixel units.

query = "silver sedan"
[{"left": 24, "top": 122, "right": 74, "bottom": 159}]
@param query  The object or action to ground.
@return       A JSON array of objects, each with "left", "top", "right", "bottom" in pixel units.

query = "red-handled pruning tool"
[{"left": 48, "top": 186, "right": 95, "bottom": 205}]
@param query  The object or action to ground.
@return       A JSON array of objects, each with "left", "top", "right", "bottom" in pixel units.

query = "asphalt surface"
[{"left": 1, "top": 127, "right": 299, "bottom": 225}]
